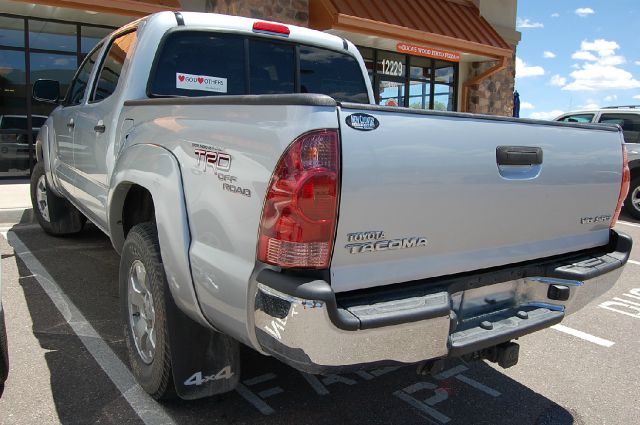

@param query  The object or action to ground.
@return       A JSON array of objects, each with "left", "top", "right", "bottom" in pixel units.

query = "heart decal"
[
  {"left": 178, "top": 74, "right": 185, "bottom": 82},
  {"left": 197, "top": 77, "right": 204, "bottom": 84}
]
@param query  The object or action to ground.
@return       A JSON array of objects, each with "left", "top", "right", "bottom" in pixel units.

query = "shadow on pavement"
[{"left": 8, "top": 223, "right": 579, "bottom": 425}]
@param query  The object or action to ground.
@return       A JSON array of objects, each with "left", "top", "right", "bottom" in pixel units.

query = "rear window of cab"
[{"left": 148, "top": 31, "right": 369, "bottom": 103}]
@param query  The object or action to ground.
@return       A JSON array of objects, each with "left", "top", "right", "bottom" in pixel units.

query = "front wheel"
[
  {"left": 29, "top": 161, "right": 85, "bottom": 235},
  {"left": 624, "top": 176, "right": 640, "bottom": 220},
  {"left": 120, "top": 222, "right": 175, "bottom": 400}
]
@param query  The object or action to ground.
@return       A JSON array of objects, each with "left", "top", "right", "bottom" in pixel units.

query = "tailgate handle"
[{"left": 496, "top": 146, "right": 543, "bottom": 166}]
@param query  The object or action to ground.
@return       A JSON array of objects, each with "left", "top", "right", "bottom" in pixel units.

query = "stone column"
[
  {"left": 204, "top": 0, "right": 309, "bottom": 26},
  {"left": 466, "top": 47, "right": 516, "bottom": 117}
]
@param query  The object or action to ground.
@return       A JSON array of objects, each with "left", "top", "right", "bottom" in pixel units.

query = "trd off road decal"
[
  {"left": 176, "top": 72, "right": 227, "bottom": 93},
  {"left": 192, "top": 143, "right": 251, "bottom": 197},
  {"left": 193, "top": 143, "right": 231, "bottom": 173}
]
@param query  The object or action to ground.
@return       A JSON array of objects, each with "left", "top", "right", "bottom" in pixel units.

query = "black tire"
[
  {"left": 0, "top": 309, "right": 8, "bottom": 398},
  {"left": 120, "top": 222, "right": 175, "bottom": 400},
  {"left": 30, "top": 161, "right": 85, "bottom": 236},
  {"left": 625, "top": 176, "right": 640, "bottom": 220}
]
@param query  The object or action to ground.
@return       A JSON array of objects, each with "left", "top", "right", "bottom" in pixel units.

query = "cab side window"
[
  {"left": 65, "top": 44, "right": 102, "bottom": 106},
  {"left": 92, "top": 31, "right": 137, "bottom": 102},
  {"left": 599, "top": 113, "right": 640, "bottom": 143},
  {"left": 558, "top": 114, "right": 594, "bottom": 123}
]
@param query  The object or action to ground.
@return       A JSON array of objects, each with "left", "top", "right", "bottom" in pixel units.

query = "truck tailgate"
[{"left": 331, "top": 105, "right": 624, "bottom": 293}]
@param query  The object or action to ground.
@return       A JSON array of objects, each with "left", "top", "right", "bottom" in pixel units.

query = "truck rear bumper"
[{"left": 253, "top": 230, "right": 631, "bottom": 374}]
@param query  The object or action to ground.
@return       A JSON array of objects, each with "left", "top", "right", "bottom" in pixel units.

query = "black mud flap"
[{"left": 164, "top": 288, "right": 240, "bottom": 400}]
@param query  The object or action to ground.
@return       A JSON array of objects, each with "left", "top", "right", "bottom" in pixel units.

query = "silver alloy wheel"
[
  {"left": 632, "top": 185, "right": 640, "bottom": 212},
  {"left": 128, "top": 260, "right": 156, "bottom": 364},
  {"left": 36, "top": 175, "right": 50, "bottom": 222}
]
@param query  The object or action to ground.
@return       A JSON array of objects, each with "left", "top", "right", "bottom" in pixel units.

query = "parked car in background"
[
  {"left": 0, "top": 115, "right": 48, "bottom": 173},
  {"left": 555, "top": 106, "right": 640, "bottom": 219}
]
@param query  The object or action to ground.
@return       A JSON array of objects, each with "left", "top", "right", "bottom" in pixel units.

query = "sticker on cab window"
[{"left": 176, "top": 72, "right": 227, "bottom": 93}]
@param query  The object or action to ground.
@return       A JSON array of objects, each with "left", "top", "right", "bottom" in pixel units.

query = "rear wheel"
[
  {"left": 29, "top": 161, "right": 85, "bottom": 235},
  {"left": 625, "top": 176, "right": 640, "bottom": 220},
  {"left": 120, "top": 222, "right": 175, "bottom": 399}
]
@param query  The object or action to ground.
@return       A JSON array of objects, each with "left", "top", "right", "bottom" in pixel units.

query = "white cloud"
[
  {"left": 543, "top": 51, "right": 556, "bottom": 59},
  {"left": 551, "top": 12, "right": 560, "bottom": 18},
  {"left": 520, "top": 102, "right": 535, "bottom": 110},
  {"left": 581, "top": 39, "right": 619, "bottom": 56},
  {"left": 598, "top": 56, "right": 626, "bottom": 66},
  {"left": 516, "top": 17, "right": 544, "bottom": 29},
  {"left": 564, "top": 65, "right": 640, "bottom": 91},
  {"left": 572, "top": 51, "right": 598, "bottom": 61},
  {"left": 634, "top": 61, "right": 640, "bottom": 66},
  {"left": 633, "top": 95, "right": 640, "bottom": 100},
  {"left": 530, "top": 110, "right": 564, "bottom": 120},
  {"left": 580, "top": 101, "right": 600, "bottom": 109},
  {"left": 550, "top": 74, "right": 567, "bottom": 87},
  {"left": 563, "top": 39, "right": 640, "bottom": 91},
  {"left": 575, "top": 8, "right": 595, "bottom": 17},
  {"left": 604, "top": 95, "right": 618, "bottom": 102},
  {"left": 516, "top": 57, "right": 545, "bottom": 78}
]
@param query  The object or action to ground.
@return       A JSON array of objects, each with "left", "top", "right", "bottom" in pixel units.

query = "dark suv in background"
[
  {"left": 555, "top": 106, "right": 640, "bottom": 219},
  {"left": 0, "top": 115, "right": 48, "bottom": 176}
]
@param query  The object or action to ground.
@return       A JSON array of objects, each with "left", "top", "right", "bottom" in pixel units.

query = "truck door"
[
  {"left": 49, "top": 44, "right": 103, "bottom": 198},
  {"left": 73, "top": 30, "right": 137, "bottom": 229}
]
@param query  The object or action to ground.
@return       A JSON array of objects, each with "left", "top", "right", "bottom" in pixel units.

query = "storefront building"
[{"left": 0, "top": 0, "right": 519, "bottom": 177}]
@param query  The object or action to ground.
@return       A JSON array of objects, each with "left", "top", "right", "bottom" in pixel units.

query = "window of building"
[
  {"left": 358, "top": 46, "right": 458, "bottom": 111},
  {"left": 92, "top": 31, "right": 137, "bottom": 102},
  {"left": 0, "top": 13, "right": 116, "bottom": 177}
]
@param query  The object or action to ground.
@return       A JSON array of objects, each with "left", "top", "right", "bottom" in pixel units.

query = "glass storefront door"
[
  {"left": 0, "top": 13, "right": 114, "bottom": 178},
  {"left": 358, "top": 46, "right": 458, "bottom": 112}
]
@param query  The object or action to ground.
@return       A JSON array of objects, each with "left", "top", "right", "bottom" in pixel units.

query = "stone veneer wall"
[
  {"left": 204, "top": 0, "right": 309, "bottom": 26},
  {"left": 466, "top": 48, "right": 516, "bottom": 117}
]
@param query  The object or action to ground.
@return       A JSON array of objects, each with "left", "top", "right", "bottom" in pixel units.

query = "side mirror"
[{"left": 32, "top": 79, "right": 60, "bottom": 104}]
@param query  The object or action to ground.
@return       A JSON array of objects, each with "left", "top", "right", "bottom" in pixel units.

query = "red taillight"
[
  {"left": 252, "top": 21, "right": 290, "bottom": 36},
  {"left": 611, "top": 144, "right": 631, "bottom": 227},
  {"left": 257, "top": 130, "right": 340, "bottom": 269}
]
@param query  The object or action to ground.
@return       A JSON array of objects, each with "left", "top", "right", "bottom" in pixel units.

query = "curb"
[{"left": 0, "top": 208, "right": 35, "bottom": 227}]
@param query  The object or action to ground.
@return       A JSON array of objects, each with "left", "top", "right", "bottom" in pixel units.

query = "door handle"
[
  {"left": 496, "top": 146, "right": 543, "bottom": 166},
  {"left": 94, "top": 123, "right": 106, "bottom": 133},
  {"left": 67, "top": 119, "right": 74, "bottom": 129}
]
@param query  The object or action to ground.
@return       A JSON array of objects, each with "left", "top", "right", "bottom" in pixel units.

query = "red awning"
[{"left": 309, "top": 0, "right": 513, "bottom": 58}]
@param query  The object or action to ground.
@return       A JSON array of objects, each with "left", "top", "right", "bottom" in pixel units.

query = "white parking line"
[
  {"left": 628, "top": 259, "right": 640, "bottom": 266},
  {"left": 7, "top": 232, "right": 177, "bottom": 425},
  {"left": 617, "top": 220, "right": 640, "bottom": 228},
  {"left": 551, "top": 324, "right": 615, "bottom": 347}
]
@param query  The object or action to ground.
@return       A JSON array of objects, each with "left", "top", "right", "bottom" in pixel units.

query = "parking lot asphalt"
[{"left": 0, "top": 212, "right": 639, "bottom": 425}]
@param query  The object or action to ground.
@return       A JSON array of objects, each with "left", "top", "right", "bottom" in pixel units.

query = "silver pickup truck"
[{"left": 30, "top": 11, "right": 632, "bottom": 400}]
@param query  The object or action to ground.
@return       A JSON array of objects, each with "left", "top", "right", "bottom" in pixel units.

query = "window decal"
[{"left": 176, "top": 72, "right": 227, "bottom": 93}]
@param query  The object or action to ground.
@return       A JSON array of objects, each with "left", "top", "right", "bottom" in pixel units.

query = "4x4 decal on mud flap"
[{"left": 184, "top": 366, "right": 235, "bottom": 386}]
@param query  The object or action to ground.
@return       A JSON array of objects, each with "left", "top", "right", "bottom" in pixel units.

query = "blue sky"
[{"left": 515, "top": 1, "right": 640, "bottom": 119}]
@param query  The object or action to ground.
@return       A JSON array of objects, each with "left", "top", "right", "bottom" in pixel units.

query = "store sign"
[{"left": 396, "top": 43, "right": 460, "bottom": 62}]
